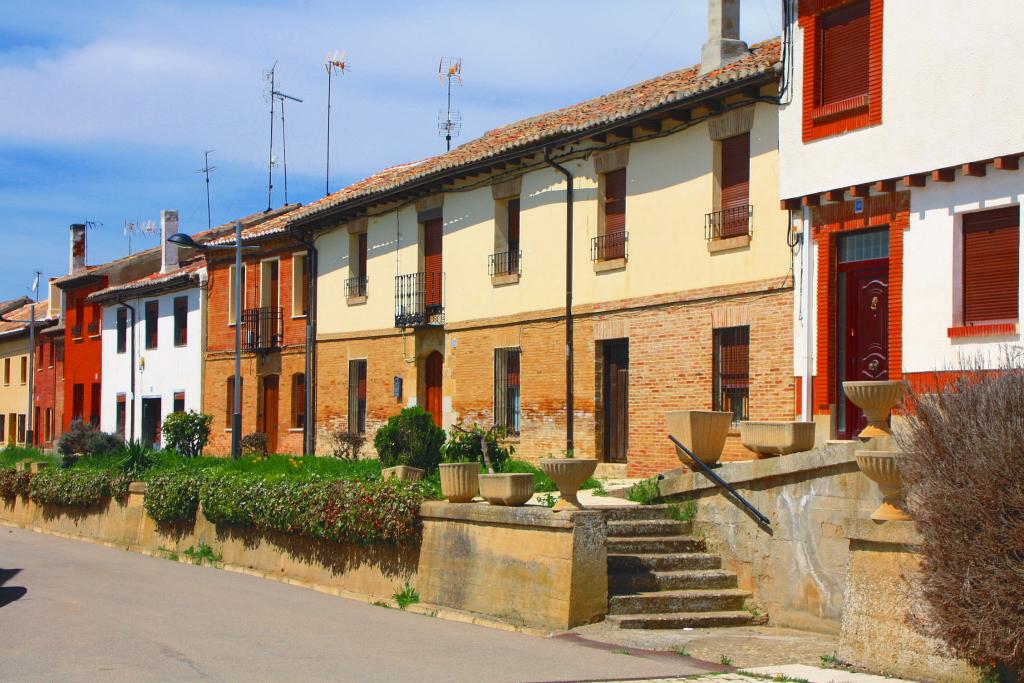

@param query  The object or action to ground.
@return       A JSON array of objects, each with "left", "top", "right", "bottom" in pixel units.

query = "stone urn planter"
[
  {"left": 739, "top": 421, "right": 816, "bottom": 457},
  {"left": 381, "top": 465, "right": 426, "bottom": 483},
  {"left": 666, "top": 410, "right": 734, "bottom": 470},
  {"left": 439, "top": 462, "right": 479, "bottom": 503},
  {"left": 539, "top": 458, "right": 598, "bottom": 511},
  {"left": 842, "top": 380, "right": 905, "bottom": 439},
  {"left": 478, "top": 473, "right": 534, "bottom": 506},
  {"left": 855, "top": 450, "right": 910, "bottom": 521}
]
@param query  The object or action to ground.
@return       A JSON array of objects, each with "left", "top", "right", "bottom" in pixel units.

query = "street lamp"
[{"left": 168, "top": 222, "right": 258, "bottom": 459}]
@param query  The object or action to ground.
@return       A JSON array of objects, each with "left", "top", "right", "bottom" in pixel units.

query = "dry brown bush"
[{"left": 896, "top": 352, "right": 1024, "bottom": 673}]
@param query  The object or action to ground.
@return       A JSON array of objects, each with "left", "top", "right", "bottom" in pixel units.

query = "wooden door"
[
  {"left": 425, "top": 351, "right": 443, "bottom": 426},
  {"left": 141, "top": 398, "right": 161, "bottom": 448},
  {"left": 603, "top": 341, "right": 629, "bottom": 463},
  {"left": 424, "top": 219, "right": 443, "bottom": 308},
  {"left": 840, "top": 261, "right": 889, "bottom": 438},
  {"left": 261, "top": 375, "right": 280, "bottom": 453}
]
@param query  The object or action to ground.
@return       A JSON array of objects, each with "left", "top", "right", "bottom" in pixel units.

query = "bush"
[
  {"left": 145, "top": 470, "right": 204, "bottom": 524},
  {"left": 328, "top": 430, "right": 366, "bottom": 460},
  {"left": 373, "top": 407, "right": 444, "bottom": 474},
  {"left": 29, "top": 468, "right": 131, "bottom": 507},
  {"left": 626, "top": 477, "right": 661, "bottom": 505},
  {"left": 441, "top": 423, "right": 513, "bottom": 472},
  {"left": 57, "top": 419, "right": 122, "bottom": 457},
  {"left": 0, "top": 445, "right": 53, "bottom": 469},
  {"left": 118, "top": 440, "right": 158, "bottom": 478},
  {"left": 162, "top": 411, "right": 213, "bottom": 458},
  {"left": 240, "top": 432, "right": 269, "bottom": 457},
  {"left": 0, "top": 467, "right": 32, "bottom": 498},
  {"left": 200, "top": 472, "right": 425, "bottom": 545},
  {"left": 896, "top": 359, "right": 1024, "bottom": 672}
]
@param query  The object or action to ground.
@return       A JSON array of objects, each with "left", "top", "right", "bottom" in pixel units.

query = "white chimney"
[
  {"left": 161, "top": 210, "right": 179, "bottom": 274},
  {"left": 69, "top": 223, "right": 87, "bottom": 274},
  {"left": 700, "top": 0, "right": 749, "bottom": 75}
]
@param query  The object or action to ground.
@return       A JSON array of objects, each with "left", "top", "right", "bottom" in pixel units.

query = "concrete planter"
[
  {"left": 855, "top": 450, "right": 910, "bottom": 521},
  {"left": 439, "top": 463, "right": 479, "bottom": 503},
  {"left": 478, "top": 473, "right": 535, "bottom": 506},
  {"left": 739, "top": 421, "right": 816, "bottom": 457},
  {"left": 842, "top": 380, "right": 905, "bottom": 439},
  {"left": 539, "top": 459, "right": 598, "bottom": 511},
  {"left": 666, "top": 410, "right": 733, "bottom": 470},
  {"left": 381, "top": 465, "right": 425, "bottom": 483}
]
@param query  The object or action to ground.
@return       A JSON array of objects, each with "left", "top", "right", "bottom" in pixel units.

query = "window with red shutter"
[
  {"left": 962, "top": 206, "right": 1020, "bottom": 325},
  {"left": 173, "top": 296, "right": 188, "bottom": 346},
  {"left": 720, "top": 133, "right": 751, "bottom": 238},
  {"left": 602, "top": 169, "right": 627, "bottom": 259},
  {"left": 144, "top": 301, "right": 159, "bottom": 350},
  {"left": 292, "top": 373, "right": 306, "bottom": 429},
  {"left": 348, "top": 360, "right": 367, "bottom": 434},
  {"left": 817, "top": 0, "right": 871, "bottom": 107}
]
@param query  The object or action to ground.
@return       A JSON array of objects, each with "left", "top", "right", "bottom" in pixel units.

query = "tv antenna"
[
  {"left": 263, "top": 62, "right": 278, "bottom": 211},
  {"left": 196, "top": 150, "right": 216, "bottom": 230},
  {"left": 437, "top": 58, "right": 463, "bottom": 151},
  {"left": 272, "top": 88, "right": 303, "bottom": 205},
  {"left": 324, "top": 50, "right": 349, "bottom": 196},
  {"left": 123, "top": 219, "right": 156, "bottom": 256}
]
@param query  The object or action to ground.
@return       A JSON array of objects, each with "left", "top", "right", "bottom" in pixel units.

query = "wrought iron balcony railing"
[
  {"left": 241, "top": 306, "right": 283, "bottom": 353},
  {"left": 591, "top": 231, "right": 628, "bottom": 261},
  {"left": 706, "top": 204, "right": 753, "bottom": 240},
  {"left": 345, "top": 275, "right": 368, "bottom": 298},
  {"left": 395, "top": 272, "right": 444, "bottom": 327},
  {"left": 488, "top": 250, "right": 521, "bottom": 277}
]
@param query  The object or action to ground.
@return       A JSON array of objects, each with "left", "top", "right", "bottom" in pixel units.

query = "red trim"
[{"left": 947, "top": 323, "right": 1018, "bottom": 339}]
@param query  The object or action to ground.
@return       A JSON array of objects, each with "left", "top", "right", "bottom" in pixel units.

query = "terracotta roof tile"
[{"left": 0, "top": 300, "right": 55, "bottom": 338}]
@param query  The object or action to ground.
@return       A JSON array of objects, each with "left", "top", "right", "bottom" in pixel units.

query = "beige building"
[{"left": 0, "top": 300, "right": 53, "bottom": 446}]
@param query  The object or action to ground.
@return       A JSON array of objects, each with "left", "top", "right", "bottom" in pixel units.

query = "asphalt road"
[{"left": 0, "top": 526, "right": 714, "bottom": 682}]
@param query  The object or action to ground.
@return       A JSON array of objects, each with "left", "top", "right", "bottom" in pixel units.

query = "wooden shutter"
[
  {"left": 145, "top": 301, "right": 158, "bottom": 349},
  {"left": 357, "top": 233, "right": 368, "bottom": 279},
  {"left": 818, "top": 0, "right": 870, "bottom": 106},
  {"left": 963, "top": 206, "right": 1020, "bottom": 324},
  {"left": 507, "top": 199, "right": 521, "bottom": 249},
  {"left": 424, "top": 219, "right": 443, "bottom": 307},
  {"left": 721, "top": 133, "right": 750, "bottom": 209},
  {"left": 604, "top": 169, "right": 626, "bottom": 237},
  {"left": 292, "top": 374, "right": 305, "bottom": 428}
]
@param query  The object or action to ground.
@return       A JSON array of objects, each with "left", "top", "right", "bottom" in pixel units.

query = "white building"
[
  {"left": 90, "top": 211, "right": 207, "bottom": 446},
  {"left": 779, "top": 0, "right": 1024, "bottom": 439}
]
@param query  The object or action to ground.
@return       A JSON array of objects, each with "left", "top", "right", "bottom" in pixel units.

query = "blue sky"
[{"left": 0, "top": 0, "right": 778, "bottom": 297}]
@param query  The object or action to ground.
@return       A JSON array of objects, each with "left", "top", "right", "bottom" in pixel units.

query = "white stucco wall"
[
  {"left": 779, "top": 1, "right": 1024, "bottom": 198},
  {"left": 100, "top": 283, "right": 204, "bottom": 441}
]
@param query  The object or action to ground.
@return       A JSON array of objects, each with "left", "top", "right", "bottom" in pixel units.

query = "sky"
[{"left": 0, "top": 0, "right": 779, "bottom": 298}]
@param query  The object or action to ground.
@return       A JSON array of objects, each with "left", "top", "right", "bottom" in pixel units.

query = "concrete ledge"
[
  {"left": 346, "top": 295, "right": 367, "bottom": 306},
  {"left": 845, "top": 518, "right": 920, "bottom": 547},
  {"left": 707, "top": 234, "right": 751, "bottom": 253},
  {"left": 593, "top": 257, "right": 626, "bottom": 273},
  {"left": 419, "top": 501, "right": 601, "bottom": 530},
  {"left": 490, "top": 273, "right": 520, "bottom": 286}
]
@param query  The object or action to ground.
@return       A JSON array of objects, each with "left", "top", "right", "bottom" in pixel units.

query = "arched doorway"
[{"left": 425, "top": 351, "right": 443, "bottom": 426}]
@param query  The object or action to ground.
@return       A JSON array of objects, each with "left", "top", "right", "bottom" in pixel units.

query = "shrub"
[
  {"left": 240, "top": 432, "right": 269, "bottom": 457},
  {"left": 0, "top": 445, "right": 52, "bottom": 468},
  {"left": 373, "top": 407, "right": 444, "bottom": 474},
  {"left": 57, "top": 419, "right": 122, "bottom": 457},
  {"left": 441, "top": 423, "right": 513, "bottom": 472},
  {"left": 626, "top": 477, "right": 661, "bottom": 505},
  {"left": 118, "top": 440, "right": 158, "bottom": 478},
  {"left": 162, "top": 411, "right": 213, "bottom": 458},
  {"left": 145, "top": 470, "right": 204, "bottom": 524},
  {"left": 29, "top": 468, "right": 131, "bottom": 507},
  {"left": 328, "top": 430, "right": 366, "bottom": 460},
  {"left": 896, "top": 359, "right": 1024, "bottom": 672},
  {"left": 0, "top": 467, "right": 32, "bottom": 498}
]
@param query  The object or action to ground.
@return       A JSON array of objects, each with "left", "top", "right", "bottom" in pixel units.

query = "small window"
[
  {"left": 173, "top": 296, "right": 188, "bottom": 346},
  {"left": 37, "top": 341, "right": 44, "bottom": 369},
  {"left": 292, "top": 373, "right": 306, "bottom": 429},
  {"left": 348, "top": 360, "right": 367, "bottom": 434},
  {"left": 494, "top": 348, "right": 521, "bottom": 435},
  {"left": 173, "top": 391, "right": 185, "bottom": 414},
  {"left": 292, "top": 253, "right": 309, "bottom": 317},
  {"left": 817, "top": 0, "right": 871, "bottom": 107},
  {"left": 0, "top": 415, "right": 5, "bottom": 443},
  {"left": 115, "top": 395, "right": 126, "bottom": 438},
  {"left": 90, "top": 382, "right": 101, "bottom": 427},
  {"left": 72, "top": 383, "right": 84, "bottom": 421},
  {"left": 116, "top": 308, "right": 128, "bottom": 354},
  {"left": 3, "top": 358, "right": 8, "bottom": 385},
  {"left": 346, "top": 233, "right": 369, "bottom": 299},
  {"left": 597, "top": 168, "right": 627, "bottom": 260},
  {"left": 45, "top": 408, "right": 53, "bottom": 443},
  {"left": 17, "top": 414, "right": 25, "bottom": 444},
  {"left": 963, "top": 206, "right": 1020, "bottom": 325},
  {"left": 491, "top": 198, "right": 521, "bottom": 276},
  {"left": 713, "top": 326, "right": 750, "bottom": 422},
  {"left": 228, "top": 264, "right": 246, "bottom": 325},
  {"left": 20, "top": 357, "right": 27, "bottom": 384},
  {"left": 48, "top": 338, "right": 55, "bottom": 367},
  {"left": 716, "top": 133, "right": 751, "bottom": 239},
  {"left": 145, "top": 301, "right": 159, "bottom": 350},
  {"left": 34, "top": 407, "right": 40, "bottom": 445},
  {"left": 226, "top": 376, "right": 243, "bottom": 427}
]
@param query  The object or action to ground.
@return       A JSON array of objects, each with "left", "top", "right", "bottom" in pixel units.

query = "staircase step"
[
  {"left": 602, "top": 505, "right": 676, "bottom": 521},
  {"left": 606, "top": 536, "right": 705, "bottom": 554},
  {"left": 607, "top": 519, "right": 691, "bottom": 537},
  {"left": 608, "top": 552, "right": 722, "bottom": 572},
  {"left": 608, "top": 610, "right": 754, "bottom": 629},
  {"left": 608, "top": 588, "right": 750, "bottom": 615},
  {"left": 609, "top": 569, "right": 738, "bottom": 593}
]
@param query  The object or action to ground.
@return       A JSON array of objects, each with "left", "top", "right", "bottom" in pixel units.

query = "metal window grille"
[
  {"left": 348, "top": 360, "right": 367, "bottom": 433},
  {"left": 705, "top": 205, "right": 753, "bottom": 240},
  {"left": 591, "top": 231, "right": 628, "bottom": 261},
  {"left": 713, "top": 326, "right": 750, "bottom": 422},
  {"left": 488, "top": 251, "right": 521, "bottom": 276},
  {"left": 345, "top": 276, "right": 368, "bottom": 298},
  {"left": 494, "top": 348, "right": 521, "bottom": 435}
]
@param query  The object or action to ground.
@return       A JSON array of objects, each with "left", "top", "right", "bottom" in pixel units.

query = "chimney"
[
  {"left": 69, "top": 223, "right": 87, "bottom": 274},
  {"left": 161, "top": 210, "right": 179, "bottom": 274},
  {"left": 700, "top": 0, "right": 749, "bottom": 75}
]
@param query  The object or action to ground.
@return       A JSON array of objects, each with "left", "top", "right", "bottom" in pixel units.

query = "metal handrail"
[
  {"left": 705, "top": 204, "right": 753, "bottom": 240},
  {"left": 668, "top": 434, "right": 771, "bottom": 528}
]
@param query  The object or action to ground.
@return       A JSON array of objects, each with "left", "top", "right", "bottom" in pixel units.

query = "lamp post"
[{"left": 168, "top": 222, "right": 258, "bottom": 459}]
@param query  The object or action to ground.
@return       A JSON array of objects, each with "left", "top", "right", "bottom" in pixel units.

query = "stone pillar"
[{"left": 700, "top": 0, "right": 749, "bottom": 74}]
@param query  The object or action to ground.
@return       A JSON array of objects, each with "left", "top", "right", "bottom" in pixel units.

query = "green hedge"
[
  {"left": 144, "top": 470, "right": 205, "bottom": 524},
  {"left": 28, "top": 469, "right": 131, "bottom": 507},
  {"left": 0, "top": 467, "right": 32, "bottom": 498}
]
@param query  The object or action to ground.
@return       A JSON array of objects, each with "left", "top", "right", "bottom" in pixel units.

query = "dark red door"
[
  {"left": 260, "top": 375, "right": 279, "bottom": 454},
  {"left": 424, "top": 219, "right": 443, "bottom": 308},
  {"left": 840, "top": 260, "right": 889, "bottom": 438},
  {"left": 603, "top": 341, "right": 629, "bottom": 463},
  {"left": 425, "top": 351, "right": 443, "bottom": 426}
]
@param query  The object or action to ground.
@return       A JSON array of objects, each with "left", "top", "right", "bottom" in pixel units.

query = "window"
[
  {"left": 491, "top": 198, "right": 521, "bottom": 277},
  {"left": 292, "top": 253, "right": 309, "bottom": 316},
  {"left": 348, "top": 360, "right": 367, "bottom": 434},
  {"left": 715, "top": 133, "right": 751, "bottom": 239},
  {"left": 115, "top": 395, "right": 126, "bottom": 438},
  {"left": 72, "top": 383, "right": 84, "bottom": 421},
  {"left": 0, "top": 415, "right": 6, "bottom": 443},
  {"left": 20, "top": 357, "right": 26, "bottom": 384},
  {"left": 225, "top": 376, "right": 242, "bottom": 427},
  {"left": 37, "top": 341, "right": 44, "bottom": 369},
  {"left": 89, "top": 303, "right": 101, "bottom": 336},
  {"left": 494, "top": 348, "right": 521, "bottom": 435},
  {"left": 17, "top": 414, "right": 25, "bottom": 444},
  {"left": 45, "top": 408, "right": 53, "bottom": 443},
  {"left": 90, "top": 382, "right": 101, "bottom": 427},
  {"left": 713, "top": 326, "right": 750, "bottom": 422},
  {"left": 73, "top": 296, "right": 84, "bottom": 338},
  {"left": 292, "top": 373, "right": 306, "bottom": 429},
  {"left": 346, "top": 233, "right": 369, "bottom": 299},
  {"left": 173, "top": 296, "right": 188, "bottom": 346},
  {"left": 173, "top": 391, "right": 185, "bottom": 413},
  {"left": 4, "top": 358, "right": 10, "bottom": 385},
  {"left": 34, "top": 407, "right": 40, "bottom": 445},
  {"left": 48, "top": 338, "right": 54, "bottom": 367},
  {"left": 116, "top": 308, "right": 128, "bottom": 353},
  {"left": 145, "top": 301, "right": 158, "bottom": 349},
  {"left": 596, "top": 168, "right": 627, "bottom": 260},
  {"left": 962, "top": 206, "right": 1020, "bottom": 325},
  {"left": 228, "top": 264, "right": 246, "bottom": 325},
  {"left": 817, "top": 0, "right": 870, "bottom": 108}
]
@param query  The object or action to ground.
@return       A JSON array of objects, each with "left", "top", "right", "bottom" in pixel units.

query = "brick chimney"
[
  {"left": 700, "top": 0, "right": 749, "bottom": 75},
  {"left": 161, "top": 210, "right": 179, "bottom": 274},
  {"left": 69, "top": 223, "right": 87, "bottom": 274}
]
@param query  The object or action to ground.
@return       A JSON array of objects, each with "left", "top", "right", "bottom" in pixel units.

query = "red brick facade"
[
  {"left": 33, "top": 329, "right": 64, "bottom": 447},
  {"left": 62, "top": 278, "right": 106, "bottom": 432}
]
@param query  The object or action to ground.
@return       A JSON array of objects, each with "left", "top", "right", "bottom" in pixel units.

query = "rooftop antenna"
[
  {"left": 324, "top": 50, "right": 349, "bottom": 196},
  {"left": 196, "top": 150, "right": 216, "bottom": 230},
  {"left": 263, "top": 62, "right": 278, "bottom": 211},
  {"left": 272, "top": 88, "right": 303, "bottom": 205},
  {"left": 437, "top": 57, "right": 463, "bottom": 151},
  {"left": 123, "top": 219, "right": 156, "bottom": 256}
]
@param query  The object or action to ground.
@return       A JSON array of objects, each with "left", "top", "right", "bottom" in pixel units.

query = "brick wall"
[
  {"left": 63, "top": 279, "right": 105, "bottom": 432},
  {"left": 33, "top": 332, "right": 64, "bottom": 447}
]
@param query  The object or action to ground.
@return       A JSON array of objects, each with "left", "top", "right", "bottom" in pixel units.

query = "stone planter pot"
[
  {"left": 539, "top": 459, "right": 598, "bottom": 511},
  {"left": 739, "top": 421, "right": 816, "bottom": 457},
  {"left": 855, "top": 450, "right": 910, "bottom": 521},
  {"left": 478, "top": 473, "right": 534, "bottom": 506},
  {"left": 439, "top": 462, "right": 479, "bottom": 503},
  {"left": 842, "top": 380, "right": 906, "bottom": 439},
  {"left": 381, "top": 465, "right": 425, "bottom": 483},
  {"left": 666, "top": 410, "right": 734, "bottom": 470}
]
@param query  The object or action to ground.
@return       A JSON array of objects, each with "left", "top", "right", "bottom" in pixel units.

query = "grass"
[
  {"left": 156, "top": 546, "right": 179, "bottom": 562},
  {"left": 720, "top": 654, "right": 733, "bottom": 666},
  {"left": 538, "top": 492, "right": 557, "bottom": 508},
  {"left": 674, "top": 645, "right": 690, "bottom": 657},
  {"left": 0, "top": 446, "right": 59, "bottom": 468},
  {"left": 626, "top": 477, "right": 660, "bottom": 505},
  {"left": 668, "top": 500, "right": 698, "bottom": 522},
  {"left": 392, "top": 583, "right": 419, "bottom": 610},
  {"left": 182, "top": 542, "right": 222, "bottom": 566}
]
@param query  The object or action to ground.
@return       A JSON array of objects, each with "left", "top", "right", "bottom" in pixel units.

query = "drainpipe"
[
  {"left": 544, "top": 146, "right": 575, "bottom": 453},
  {"left": 290, "top": 226, "right": 318, "bottom": 456},
  {"left": 801, "top": 206, "right": 814, "bottom": 423},
  {"left": 117, "top": 298, "right": 137, "bottom": 442}
]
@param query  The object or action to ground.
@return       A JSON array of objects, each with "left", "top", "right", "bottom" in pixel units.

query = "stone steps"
[
  {"left": 606, "top": 535, "right": 706, "bottom": 554},
  {"left": 602, "top": 505, "right": 677, "bottom": 521},
  {"left": 607, "top": 552, "right": 722, "bottom": 572},
  {"left": 608, "top": 587, "right": 750, "bottom": 615},
  {"left": 606, "top": 519, "right": 691, "bottom": 537},
  {"left": 607, "top": 610, "right": 754, "bottom": 630},
  {"left": 608, "top": 568, "right": 738, "bottom": 593}
]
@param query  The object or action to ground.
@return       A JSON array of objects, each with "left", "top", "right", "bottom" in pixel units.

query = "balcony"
[
  {"left": 591, "top": 231, "right": 628, "bottom": 262},
  {"left": 241, "top": 307, "right": 283, "bottom": 353},
  {"left": 488, "top": 250, "right": 521, "bottom": 277},
  {"left": 706, "top": 205, "right": 753, "bottom": 241},
  {"left": 395, "top": 272, "right": 444, "bottom": 328},
  {"left": 345, "top": 276, "right": 368, "bottom": 299}
]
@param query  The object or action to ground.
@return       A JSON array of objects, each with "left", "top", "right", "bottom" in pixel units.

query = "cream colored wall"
[
  {"left": 316, "top": 102, "right": 790, "bottom": 335},
  {"left": 0, "top": 334, "right": 30, "bottom": 443}
]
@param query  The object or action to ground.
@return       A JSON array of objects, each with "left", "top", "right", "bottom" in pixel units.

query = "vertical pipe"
[
  {"left": 544, "top": 147, "right": 574, "bottom": 453},
  {"left": 325, "top": 69, "right": 332, "bottom": 196},
  {"left": 232, "top": 221, "right": 243, "bottom": 459},
  {"left": 266, "top": 66, "right": 275, "bottom": 212},
  {"left": 25, "top": 298, "right": 35, "bottom": 445},
  {"left": 802, "top": 206, "right": 814, "bottom": 423}
]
